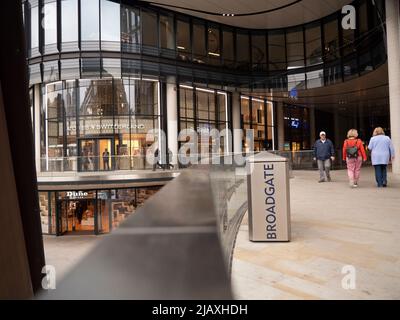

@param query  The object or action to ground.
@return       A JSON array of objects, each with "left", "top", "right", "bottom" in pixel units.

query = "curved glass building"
[{"left": 22, "top": 0, "right": 392, "bottom": 235}]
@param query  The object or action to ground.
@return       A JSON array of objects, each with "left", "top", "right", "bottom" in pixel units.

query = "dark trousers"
[
  {"left": 103, "top": 159, "right": 110, "bottom": 170},
  {"left": 374, "top": 164, "right": 387, "bottom": 187}
]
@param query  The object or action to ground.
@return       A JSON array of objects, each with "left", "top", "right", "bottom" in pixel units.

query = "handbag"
[{"left": 346, "top": 139, "right": 359, "bottom": 158}]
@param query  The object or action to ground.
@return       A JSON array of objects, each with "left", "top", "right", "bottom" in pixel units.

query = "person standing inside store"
[
  {"left": 368, "top": 127, "right": 395, "bottom": 187},
  {"left": 313, "top": 131, "right": 335, "bottom": 182},
  {"left": 102, "top": 148, "right": 110, "bottom": 170},
  {"left": 342, "top": 129, "right": 367, "bottom": 188}
]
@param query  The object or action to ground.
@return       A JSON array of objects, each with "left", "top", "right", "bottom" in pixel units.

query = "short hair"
[
  {"left": 373, "top": 127, "right": 385, "bottom": 136},
  {"left": 347, "top": 129, "right": 358, "bottom": 138}
]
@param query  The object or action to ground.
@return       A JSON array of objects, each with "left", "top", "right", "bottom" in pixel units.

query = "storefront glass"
[
  {"left": 179, "top": 85, "right": 230, "bottom": 154},
  {"left": 41, "top": 78, "right": 160, "bottom": 172},
  {"left": 283, "top": 104, "right": 310, "bottom": 151},
  {"left": 240, "top": 96, "right": 275, "bottom": 151},
  {"left": 39, "top": 187, "right": 161, "bottom": 235}
]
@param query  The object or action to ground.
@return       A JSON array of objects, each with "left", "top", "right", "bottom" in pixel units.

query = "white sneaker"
[{"left": 352, "top": 184, "right": 358, "bottom": 188}]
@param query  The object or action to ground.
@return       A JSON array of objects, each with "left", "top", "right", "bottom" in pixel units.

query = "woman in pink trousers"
[{"left": 342, "top": 129, "right": 367, "bottom": 188}]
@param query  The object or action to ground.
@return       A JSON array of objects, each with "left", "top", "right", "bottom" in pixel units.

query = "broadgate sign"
[{"left": 246, "top": 152, "right": 291, "bottom": 242}]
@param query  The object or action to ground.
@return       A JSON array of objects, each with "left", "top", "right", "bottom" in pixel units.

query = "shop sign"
[{"left": 66, "top": 191, "right": 89, "bottom": 199}]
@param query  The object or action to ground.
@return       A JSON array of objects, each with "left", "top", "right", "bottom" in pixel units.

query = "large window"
[
  {"left": 142, "top": 10, "right": 158, "bottom": 47},
  {"left": 283, "top": 104, "right": 310, "bottom": 151},
  {"left": 121, "top": 5, "right": 140, "bottom": 52},
  {"left": 179, "top": 85, "right": 229, "bottom": 154},
  {"left": 240, "top": 96, "right": 275, "bottom": 151},
  {"left": 286, "top": 28, "right": 304, "bottom": 68},
  {"left": 251, "top": 32, "right": 267, "bottom": 71},
  {"left": 43, "top": 1, "right": 57, "bottom": 53},
  {"left": 305, "top": 23, "right": 322, "bottom": 66},
  {"left": 101, "top": 0, "right": 120, "bottom": 51},
  {"left": 176, "top": 20, "right": 191, "bottom": 61},
  {"left": 222, "top": 29, "right": 234, "bottom": 67},
  {"left": 193, "top": 22, "right": 206, "bottom": 63},
  {"left": 208, "top": 26, "right": 221, "bottom": 65},
  {"left": 268, "top": 31, "right": 286, "bottom": 71},
  {"left": 81, "top": 0, "right": 100, "bottom": 49},
  {"left": 41, "top": 79, "right": 161, "bottom": 172},
  {"left": 61, "top": 0, "right": 78, "bottom": 51},
  {"left": 30, "top": 2, "right": 39, "bottom": 54},
  {"left": 323, "top": 18, "right": 340, "bottom": 61},
  {"left": 159, "top": 14, "right": 174, "bottom": 50},
  {"left": 236, "top": 32, "right": 250, "bottom": 70}
]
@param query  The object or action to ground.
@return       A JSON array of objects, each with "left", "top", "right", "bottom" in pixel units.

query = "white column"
[
  {"left": 166, "top": 76, "right": 178, "bottom": 165},
  {"left": 34, "top": 84, "right": 41, "bottom": 174},
  {"left": 385, "top": 0, "right": 400, "bottom": 174},
  {"left": 277, "top": 102, "right": 285, "bottom": 150},
  {"left": 231, "top": 92, "right": 242, "bottom": 153},
  {"left": 309, "top": 107, "right": 316, "bottom": 147}
]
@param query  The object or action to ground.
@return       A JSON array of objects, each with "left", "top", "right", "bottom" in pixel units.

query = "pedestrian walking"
[
  {"left": 313, "top": 131, "right": 335, "bottom": 182},
  {"left": 368, "top": 127, "right": 395, "bottom": 187},
  {"left": 342, "top": 129, "right": 367, "bottom": 188}
]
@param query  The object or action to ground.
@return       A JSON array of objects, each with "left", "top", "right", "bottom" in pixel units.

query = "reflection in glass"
[
  {"left": 197, "top": 91, "right": 209, "bottom": 120},
  {"left": 222, "top": 30, "right": 234, "bottom": 67},
  {"left": 142, "top": 10, "right": 158, "bottom": 47},
  {"left": 81, "top": 0, "right": 99, "bottom": 41},
  {"left": 286, "top": 28, "right": 304, "bottom": 68},
  {"left": 208, "top": 26, "right": 220, "bottom": 65},
  {"left": 160, "top": 14, "right": 174, "bottom": 49},
  {"left": 268, "top": 31, "right": 286, "bottom": 71},
  {"left": 342, "top": 28, "right": 355, "bottom": 56},
  {"left": 288, "top": 72, "right": 305, "bottom": 90},
  {"left": 61, "top": 0, "right": 78, "bottom": 45},
  {"left": 30, "top": 5, "right": 39, "bottom": 48},
  {"left": 193, "top": 22, "right": 206, "bottom": 63},
  {"left": 251, "top": 33, "right": 267, "bottom": 71},
  {"left": 176, "top": 20, "right": 191, "bottom": 60},
  {"left": 101, "top": 0, "right": 120, "bottom": 43},
  {"left": 121, "top": 5, "right": 140, "bottom": 52},
  {"left": 305, "top": 24, "right": 322, "bottom": 66},
  {"left": 180, "top": 87, "right": 194, "bottom": 119},
  {"left": 44, "top": 2, "right": 57, "bottom": 45},
  {"left": 236, "top": 32, "right": 250, "bottom": 70},
  {"left": 323, "top": 18, "right": 339, "bottom": 61},
  {"left": 306, "top": 69, "right": 323, "bottom": 88}
]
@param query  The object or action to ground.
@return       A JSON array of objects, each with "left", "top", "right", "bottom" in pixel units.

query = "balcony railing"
[{"left": 38, "top": 154, "right": 251, "bottom": 299}]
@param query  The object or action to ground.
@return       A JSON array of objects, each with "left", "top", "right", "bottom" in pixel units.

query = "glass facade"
[
  {"left": 41, "top": 79, "right": 160, "bottom": 172},
  {"left": 179, "top": 85, "right": 230, "bottom": 154},
  {"left": 240, "top": 96, "right": 275, "bottom": 151},
  {"left": 25, "top": 0, "right": 386, "bottom": 91},
  {"left": 283, "top": 104, "right": 310, "bottom": 151},
  {"left": 61, "top": 0, "right": 78, "bottom": 51},
  {"left": 39, "top": 186, "right": 161, "bottom": 235}
]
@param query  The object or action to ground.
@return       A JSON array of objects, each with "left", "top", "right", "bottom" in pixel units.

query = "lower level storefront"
[{"left": 39, "top": 186, "right": 161, "bottom": 235}]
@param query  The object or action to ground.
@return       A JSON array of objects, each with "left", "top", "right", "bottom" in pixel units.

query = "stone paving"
[{"left": 232, "top": 167, "right": 400, "bottom": 299}]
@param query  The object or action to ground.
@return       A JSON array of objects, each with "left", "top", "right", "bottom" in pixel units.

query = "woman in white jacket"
[{"left": 368, "top": 127, "right": 395, "bottom": 187}]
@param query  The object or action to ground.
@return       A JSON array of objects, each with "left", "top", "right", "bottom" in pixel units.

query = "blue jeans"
[{"left": 374, "top": 165, "right": 387, "bottom": 187}]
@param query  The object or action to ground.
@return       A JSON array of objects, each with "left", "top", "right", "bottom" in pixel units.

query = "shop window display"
[
  {"left": 41, "top": 187, "right": 161, "bottom": 236},
  {"left": 41, "top": 78, "right": 160, "bottom": 172}
]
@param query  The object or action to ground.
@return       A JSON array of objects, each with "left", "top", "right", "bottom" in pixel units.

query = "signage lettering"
[
  {"left": 264, "top": 164, "right": 276, "bottom": 239},
  {"left": 66, "top": 191, "right": 88, "bottom": 199}
]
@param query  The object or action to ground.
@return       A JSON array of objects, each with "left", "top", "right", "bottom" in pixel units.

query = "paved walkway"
[
  {"left": 43, "top": 234, "right": 99, "bottom": 282},
  {"left": 232, "top": 167, "right": 400, "bottom": 299}
]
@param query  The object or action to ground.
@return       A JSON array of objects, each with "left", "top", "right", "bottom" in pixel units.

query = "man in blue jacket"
[{"left": 313, "top": 131, "right": 335, "bottom": 182}]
